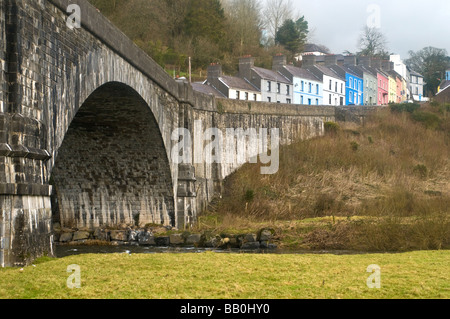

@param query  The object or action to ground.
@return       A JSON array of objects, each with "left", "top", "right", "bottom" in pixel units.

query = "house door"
[{"left": 340, "top": 97, "right": 344, "bottom": 105}]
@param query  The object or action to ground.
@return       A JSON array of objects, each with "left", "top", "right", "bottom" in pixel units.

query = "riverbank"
[{"left": 0, "top": 250, "right": 448, "bottom": 299}]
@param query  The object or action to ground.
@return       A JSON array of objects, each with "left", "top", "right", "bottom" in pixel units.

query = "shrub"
[
  {"left": 411, "top": 111, "right": 441, "bottom": 130},
  {"left": 324, "top": 122, "right": 340, "bottom": 135},
  {"left": 390, "top": 103, "right": 420, "bottom": 114},
  {"left": 243, "top": 189, "right": 255, "bottom": 202},
  {"left": 350, "top": 141, "right": 359, "bottom": 151}
]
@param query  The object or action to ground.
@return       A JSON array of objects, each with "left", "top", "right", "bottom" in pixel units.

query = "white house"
[
  {"left": 302, "top": 55, "right": 345, "bottom": 106},
  {"left": 205, "top": 63, "right": 262, "bottom": 101},
  {"left": 408, "top": 68, "right": 426, "bottom": 102},
  {"left": 296, "top": 43, "right": 329, "bottom": 62},
  {"left": 273, "top": 55, "right": 323, "bottom": 105},
  {"left": 239, "top": 56, "right": 293, "bottom": 104}
]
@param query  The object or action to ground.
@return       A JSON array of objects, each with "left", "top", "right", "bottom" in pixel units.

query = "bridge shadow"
[{"left": 50, "top": 82, "right": 175, "bottom": 230}]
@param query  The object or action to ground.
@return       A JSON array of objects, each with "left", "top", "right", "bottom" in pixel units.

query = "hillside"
[{"left": 195, "top": 103, "right": 450, "bottom": 251}]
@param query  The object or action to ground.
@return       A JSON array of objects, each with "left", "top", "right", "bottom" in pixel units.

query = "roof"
[
  {"left": 304, "top": 43, "right": 329, "bottom": 54},
  {"left": 282, "top": 65, "right": 320, "bottom": 82},
  {"left": 328, "top": 64, "right": 360, "bottom": 79},
  {"left": 252, "top": 67, "right": 291, "bottom": 84},
  {"left": 388, "top": 70, "right": 403, "bottom": 80},
  {"left": 191, "top": 82, "right": 226, "bottom": 98},
  {"left": 438, "top": 80, "right": 450, "bottom": 94},
  {"left": 305, "top": 64, "right": 345, "bottom": 81},
  {"left": 219, "top": 75, "right": 259, "bottom": 92},
  {"left": 344, "top": 64, "right": 365, "bottom": 78},
  {"left": 409, "top": 69, "right": 423, "bottom": 77},
  {"left": 357, "top": 64, "right": 378, "bottom": 78}
]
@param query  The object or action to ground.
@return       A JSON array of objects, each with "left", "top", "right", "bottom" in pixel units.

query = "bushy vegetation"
[
  {"left": 197, "top": 103, "right": 450, "bottom": 251},
  {"left": 87, "top": 0, "right": 297, "bottom": 77}
]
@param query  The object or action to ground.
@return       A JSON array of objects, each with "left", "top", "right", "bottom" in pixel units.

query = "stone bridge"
[{"left": 0, "top": 0, "right": 338, "bottom": 267}]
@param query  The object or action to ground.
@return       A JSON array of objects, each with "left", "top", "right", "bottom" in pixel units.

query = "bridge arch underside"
[{"left": 50, "top": 82, "right": 174, "bottom": 230}]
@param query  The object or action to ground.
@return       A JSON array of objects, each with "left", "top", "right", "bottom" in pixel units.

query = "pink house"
[{"left": 377, "top": 71, "right": 389, "bottom": 105}]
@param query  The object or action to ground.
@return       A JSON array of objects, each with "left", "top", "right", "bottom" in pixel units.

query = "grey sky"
[{"left": 282, "top": 0, "right": 450, "bottom": 59}]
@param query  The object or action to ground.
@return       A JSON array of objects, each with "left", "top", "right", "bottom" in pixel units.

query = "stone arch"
[{"left": 50, "top": 82, "right": 175, "bottom": 230}]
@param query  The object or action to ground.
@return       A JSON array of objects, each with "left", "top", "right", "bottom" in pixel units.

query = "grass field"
[{"left": 1, "top": 250, "right": 448, "bottom": 299}]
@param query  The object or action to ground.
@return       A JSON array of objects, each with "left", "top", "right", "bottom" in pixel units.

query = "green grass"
[{"left": 0, "top": 251, "right": 448, "bottom": 299}]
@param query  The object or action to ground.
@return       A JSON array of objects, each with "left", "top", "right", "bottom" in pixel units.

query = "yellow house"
[
  {"left": 388, "top": 74, "right": 397, "bottom": 103},
  {"left": 402, "top": 78, "right": 408, "bottom": 102}
]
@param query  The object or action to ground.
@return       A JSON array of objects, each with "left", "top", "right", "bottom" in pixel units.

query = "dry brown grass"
[{"left": 197, "top": 103, "right": 450, "bottom": 251}]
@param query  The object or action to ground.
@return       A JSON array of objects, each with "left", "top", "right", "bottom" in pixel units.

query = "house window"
[
  {"left": 308, "top": 98, "right": 311, "bottom": 105},
  {"left": 341, "top": 83, "right": 343, "bottom": 93},
  {"left": 349, "top": 77, "right": 353, "bottom": 88},
  {"left": 301, "top": 81, "right": 304, "bottom": 91},
  {"left": 267, "top": 97, "right": 271, "bottom": 102},
  {"left": 354, "top": 79, "right": 357, "bottom": 89},
  {"left": 316, "top": 99, "right": 319, "bottom": 105},
  {"left": 349, "top": 94, "right": 353, "bottom": 103},
  {"left": 309, "top": 83, "right": 312, "bottom": 93},
  {"left": 316, "top": 84, "right": 319, "bottom": 94},
  {"left": 301, "top": 96, "right": 304, "bottom": 104},
  {"left": 277, "top": 83, "right": 281, "bottom": 94},
  {"left": 329, "top": 80, "right": 332, "bottom": 90},
  {"left": 253, "top": 94, "right": 257, "bottom": 101},
  {"left": 267, "top": 81, "right": 271, "bottom": 92},
  {"left": 286, "top": 85, "right": 290, "bottom": 95},
  {"left": 329, "top": 94, "right": 332, "bottom": 104},
  {"left": 335, "top": 82, "right": 338, "bottom": 92},
  {"left": 236, "top": 91, "right": 240, "bottom": 99},
  {"left": 245, "top": 92, "right": 249, "bottom": 100},
  {"left": 287, "top": 99, "right": 291, "bottom": 104}
]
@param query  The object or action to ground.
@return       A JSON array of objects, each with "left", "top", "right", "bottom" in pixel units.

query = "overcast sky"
[{"left": 281, "top": 0, "right": 450, "bottom": 59}]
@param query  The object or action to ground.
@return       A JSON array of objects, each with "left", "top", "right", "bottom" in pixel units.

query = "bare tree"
[
  {"left": 263, "top": 0, "right": 296, "bottom": 45},
  {"left": 223, "top": 0, "right": 263, "bottom": 56},
  {"left": 358, "top": 26, "right": 388, "bottom": 57}
]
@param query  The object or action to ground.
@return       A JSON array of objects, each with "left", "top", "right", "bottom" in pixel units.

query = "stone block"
[
  {"left": 169, "top": 234, "right": 184, "bottom": 245},
  {"left": 138, "top": 231, "right": 155, "bottom": 246},
  {"left": 155, "top": 236, "right": 170, "bottom": 246},
  {"left": 94, "top": 228, "right": 110, "bottom": 241},
  {"left": 72, "top": 231, "right": 90, "bottom": 241},
  {"left": 59, "top": 232, "right": 73, "bottom": 243},
  {"left": 258, "top": 229, "right": 273, "bottom": 242},
  {"left": 185, "top": 234, "right": 201, "bottom": 245},
  {"left": 110, "top": 230, "right": 127, "bottom": 241}
]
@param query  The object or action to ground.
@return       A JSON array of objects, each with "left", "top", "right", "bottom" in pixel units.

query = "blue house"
[
  {"left": 273, "top": 55, "right": 323, "bottom": 105},
  {"left": 328, "top": 62, "right": 364, "bottom": 106}
]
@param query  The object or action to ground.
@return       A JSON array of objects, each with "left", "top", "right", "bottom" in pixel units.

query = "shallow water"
[{"left": 54, "top": 244, "right": 371, "bottom": 258}]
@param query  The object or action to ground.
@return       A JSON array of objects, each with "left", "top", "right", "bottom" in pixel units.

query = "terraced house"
[
  {"left": 239, "top": 56, "right": 293, "bottom": 104},
  {"left": 354, "top": 57, "right": 379, "bottom": 106},
  {"left": 202, "top": 63, "right": 262, "bottom": 101},
  {"left": 326, "top": 56, "right": 363, "bottom": 106},
  {"left": 302, "top": 55, "right": 346, "bottom": 106},
  {"left": 273, "top": 55, "right": 323, "bottom": 105}
]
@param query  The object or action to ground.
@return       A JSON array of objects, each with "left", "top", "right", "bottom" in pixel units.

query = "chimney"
[
  {"left": 371, "top": 58, "right": 382, "bottom": 69},
  {"left": 239, "top": 55, "right": 255, "bottom": 80},
  {"left": 344, "top": 55, "right": 357, "bottom": 66},
  {"left": 381, "top": 61, "right": 394, "bottom": 72},
  {"left": 324, "top": 55, "right": 338, "bottom": 66},
  {"left": 272, "top": 54, "right": 287, "bottom": 72},
  {"left": 358, "top": 56, "right": 372, "bottom": 67},
  {"left": 302, "top": 55, "right": 316, "bottom": 67},
  {"left": 207, "top": 63, "right": 222, "bottom": 80}
]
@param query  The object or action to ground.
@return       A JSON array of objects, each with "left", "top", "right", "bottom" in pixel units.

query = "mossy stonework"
[{"left": 0, "top": 0, "right": 348, "bottom": 267}]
